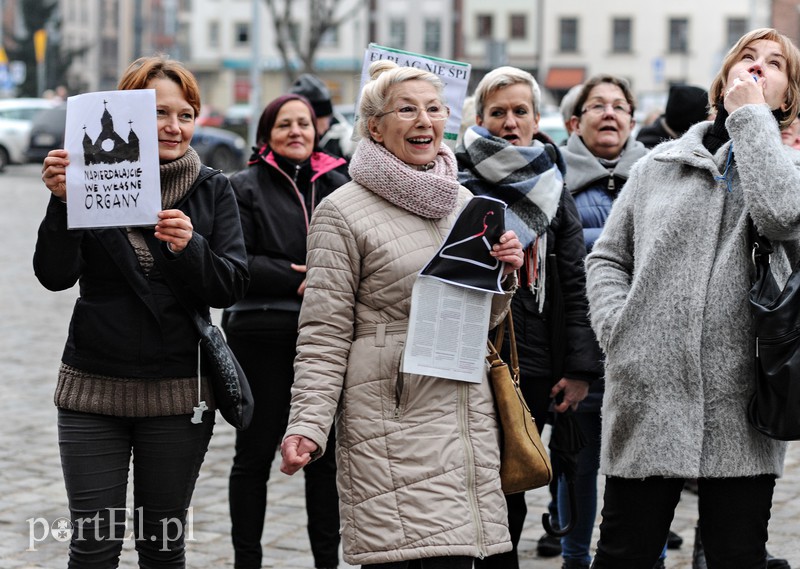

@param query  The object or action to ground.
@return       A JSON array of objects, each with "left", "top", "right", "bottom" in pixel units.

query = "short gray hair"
[
  {"left": 474, "top": 66, "right": 541, "bottom": 119},
  {"left": 559, "top": 84, "right": 584, "bottom": 125},
  {"left": 356, "top": 60, "right": 445, "bottom": 140}
]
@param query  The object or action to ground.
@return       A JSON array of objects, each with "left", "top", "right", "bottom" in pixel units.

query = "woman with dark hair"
[
  {"left": 223, "top": 93, "right": 348, "bottom": 569},
  {"left": 559, "top": 73, "right": 650, "bottom": 569},
  {"left": 35, "top": 55, "right": 249, "bottom": 568}
]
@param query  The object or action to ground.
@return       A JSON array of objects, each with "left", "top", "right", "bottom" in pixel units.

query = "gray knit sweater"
[{"left": 586, "top": 104, "right": 800, "bottom": 479}]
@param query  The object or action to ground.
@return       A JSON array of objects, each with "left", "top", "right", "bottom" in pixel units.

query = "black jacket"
[
  {"left": 33, "top": 166, "right": 249, "bottom": 378},
  {"left": 223, "top": 147, "right": 347, "bottom": 334},
  {"left": 514, "top": 188, "right": 602, "bottom": 384}
]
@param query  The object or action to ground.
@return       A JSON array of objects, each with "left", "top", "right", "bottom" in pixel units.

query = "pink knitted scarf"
[{"left": 348, "top": 137, "right": 461, "bottom": 219}]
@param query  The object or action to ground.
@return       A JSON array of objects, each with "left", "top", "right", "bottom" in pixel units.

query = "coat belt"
[{"left": 353, "top": 321, "right": 408, "bottom": 347}]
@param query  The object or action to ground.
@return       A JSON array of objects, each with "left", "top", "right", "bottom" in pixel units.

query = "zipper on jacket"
[
  {"left": 393, "top": 371, "right": 404, "bottom": 419},
  {"left": 268, "top": 160, "right": 314, "bottom": 231},
  {"left": 457, "top": 382, "right": 487, "bottom": 558}
]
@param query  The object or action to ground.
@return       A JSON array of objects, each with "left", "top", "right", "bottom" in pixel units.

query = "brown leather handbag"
[{"left": 487, "top": 311, "right": 553, "bottom": 494}]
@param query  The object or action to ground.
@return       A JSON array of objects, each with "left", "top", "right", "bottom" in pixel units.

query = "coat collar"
[
  {"left": 562, "top": 133, "right": 648, "bottom": 194},
  {"left": 650, "top": 120, "right": 732, "bottom": 178}
]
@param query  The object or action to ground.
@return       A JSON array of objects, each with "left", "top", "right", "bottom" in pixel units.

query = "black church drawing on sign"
[{"left": 82, "top": 100, "right": 141, "bottom": 165}]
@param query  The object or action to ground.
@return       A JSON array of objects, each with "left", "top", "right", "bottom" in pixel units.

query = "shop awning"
[{"left": 544, "top": 67, "right": 586, "bottom": 90}]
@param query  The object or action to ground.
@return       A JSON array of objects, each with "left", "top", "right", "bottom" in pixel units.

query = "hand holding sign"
[
  {"left": 155, "top": 209, "right": 194, "bottom": 253},
  {"left": 42, "top": 149, "right": 70, "bottom": 200}
]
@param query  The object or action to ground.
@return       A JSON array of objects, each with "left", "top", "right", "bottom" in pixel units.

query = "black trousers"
[
  {"left": 58, "top": 408, "right": 214, "bottom": 569},
  {"left": 592, "top": 475, "right": 775, "bottom": 569},
  {"left": 227, "top": 330, "right": 340, "bottom": 569}
]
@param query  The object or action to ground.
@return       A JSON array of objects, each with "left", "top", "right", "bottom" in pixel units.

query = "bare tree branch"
[{"left": 263, "top": 0, "right": 367, "bottom": 83}]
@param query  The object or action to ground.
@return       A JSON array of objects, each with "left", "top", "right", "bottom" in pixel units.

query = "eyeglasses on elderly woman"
[
  {"left": 376, "top": 104, "right": 451, "bottom": 121},
  {"left": 581, "top": 102, "right": 632, "bottom": 117}
]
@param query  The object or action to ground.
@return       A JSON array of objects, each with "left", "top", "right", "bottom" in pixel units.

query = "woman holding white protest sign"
[
  {"left": 279, "top": 60, "right": 523, "bottom": 568},
  {"left": 34, "top": 55, "right": 248, "bottom": 568}
]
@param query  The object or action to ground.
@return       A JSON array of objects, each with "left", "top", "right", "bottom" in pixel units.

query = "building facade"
[{"left": 10, "top": 1, "right": 800, "bottom": 123}]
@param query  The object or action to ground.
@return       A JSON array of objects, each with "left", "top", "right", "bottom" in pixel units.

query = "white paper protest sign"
[
  {"left": 65, "top": 90, "right": 161, "bottom": 229},
  {"left": 358, "top": 44, "right": 471, "bottom": 148}
]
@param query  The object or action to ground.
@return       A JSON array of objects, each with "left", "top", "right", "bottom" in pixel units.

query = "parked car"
[
  {"left": 0, "top": 98, "right": 55, "bottom": 171},
  {"left": 222, "top": 104, "right": 253, "bottom": 128},
  {"left": 197, "top": 105, "right": 225, "bottom": 127},
  {"left": 191, "top": 125, "right": 247, "bottom": 172},
  {"left": 537, "top": 112, "right": 568, "bottom": 146},
  {"left": 26, "top": 105, "right": 246, "bottom": 172}
]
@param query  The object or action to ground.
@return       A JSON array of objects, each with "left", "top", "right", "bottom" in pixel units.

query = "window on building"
[
  {"left": 727, "top": 18, "right": 747, "bottom": 48},
  {"left": 234, "top": 22, "right": 249, "bottom": 47},
  {"left": 424, "top": 19, "right": 441, "bottom": 55},
  {"left": 559, "top": 18, "right": 578, "bottom": 53},
  {"left": 320, "top": 24, "right": 339, "bottom": 47},
  {"left": 668, "top": 18, "right": 688, "bottom": 53},
  {"left": 389, "top": 19, "right": 406, "bottom": 50},
  {"left": 510, "top": 14, "right": 527, "bottom": 40},
  {"left": 477, "top": 14, "right": 494, "bottom": 39},
  {"left": 612, "top": 18, "right": 632, "bottom": 53},
  {"left": 209, "top": 21, "right": 220, "bottom": 49}
]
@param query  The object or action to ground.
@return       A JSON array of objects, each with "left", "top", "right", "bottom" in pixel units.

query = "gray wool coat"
[{"left": 586, "top": 104, "right": 800, "bottom": 479}]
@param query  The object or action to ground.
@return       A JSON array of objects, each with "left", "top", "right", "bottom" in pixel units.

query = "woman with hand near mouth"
[
  {"left": 280, "top": 60, "right": 525, "bottom": 568},
  {"left": 456, "top": 66, "right": 602, "bottom": 569},
  {"left": 586, "top": 28, "right": 800, "bottom": 568},
  {"left": 35, "top": 55, "right": 248, "bottom": 568},
  {"left": 222, "top": 93, "right": 348, "bottom": 569}
]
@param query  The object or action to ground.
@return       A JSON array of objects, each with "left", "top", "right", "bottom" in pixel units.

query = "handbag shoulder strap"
[
  {"left": 141, "top": 234, "right": 209, "bottom": 335},
  {"left": 488, "top": 310, "right": 520, "bottom": 379},
  {"left": 748, "top": 215, "right": 774, "bottom": 279}
]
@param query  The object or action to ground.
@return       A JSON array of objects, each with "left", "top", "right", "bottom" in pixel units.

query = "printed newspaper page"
[
  {"left": 402, "top": 195, "right": 508, "bottom": 382},
  {"left": 402, "top": 277, "right": 492, "bottom": 383}
]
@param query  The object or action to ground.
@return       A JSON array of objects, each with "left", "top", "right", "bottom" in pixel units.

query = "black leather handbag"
[
  {"left": 747, "top": 222, "right": 800, "bottom": 440},
  {"left": 144, "top": 236, "right": 254, "bottom": 430}
]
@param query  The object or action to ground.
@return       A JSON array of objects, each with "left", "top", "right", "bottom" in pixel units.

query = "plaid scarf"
[{"left": 456, "top": 126, "right": 565, "bottom": 308}]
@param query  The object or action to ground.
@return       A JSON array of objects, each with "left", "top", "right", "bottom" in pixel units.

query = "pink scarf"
[{"left": 348, "top": 137, "right": 461, "bottom": 219}]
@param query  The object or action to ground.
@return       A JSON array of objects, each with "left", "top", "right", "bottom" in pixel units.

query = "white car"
[{"left": 0, "top": 98, "right": 56, "bottom": 171}]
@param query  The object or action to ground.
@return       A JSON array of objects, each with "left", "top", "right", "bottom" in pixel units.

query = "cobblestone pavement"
[{"left": 2, "top": 163, "right": 799, "bottom": 568}]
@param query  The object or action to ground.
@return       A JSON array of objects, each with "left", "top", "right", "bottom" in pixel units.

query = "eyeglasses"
[
  {"left": 581, "top": 102, "right": 632, "bottom": 117},
  {"left": 376, "top": 104, "right": 450, "bottom": 121}
]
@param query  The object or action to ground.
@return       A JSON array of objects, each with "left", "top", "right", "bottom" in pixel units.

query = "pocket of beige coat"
[{"left": 382, "top": 341, "right": 407, "bottom": 419}]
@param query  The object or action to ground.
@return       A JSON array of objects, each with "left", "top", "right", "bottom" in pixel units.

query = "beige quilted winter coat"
[{"left": 285, "top": 181, "right": 515, "bottom": 565}]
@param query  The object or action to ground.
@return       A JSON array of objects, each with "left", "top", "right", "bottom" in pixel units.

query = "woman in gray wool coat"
[{"left": 585, "top": 28, "right": 800, "bottom": 569}]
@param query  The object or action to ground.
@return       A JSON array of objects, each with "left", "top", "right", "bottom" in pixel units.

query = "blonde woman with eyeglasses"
[{"left": 279, "top": 60, "right": 524, "bottom": 568}]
